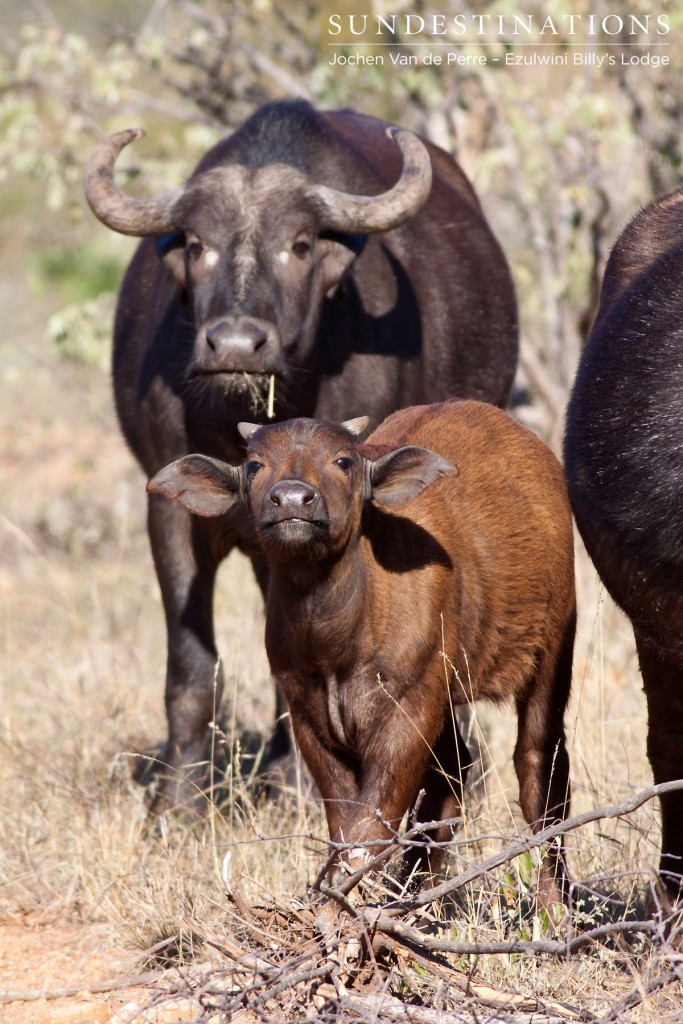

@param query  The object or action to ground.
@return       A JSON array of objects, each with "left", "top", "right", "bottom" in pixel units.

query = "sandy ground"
[{"left": 0, "top": 919, "right": 146, "bottom": 1024}]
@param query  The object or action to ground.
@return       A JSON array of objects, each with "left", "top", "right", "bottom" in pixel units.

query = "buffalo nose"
[
  {"left": 269, "top": 480, "right": 319, "bottom": 512},
  {"left": 205, "top": 320, "right": 268, "bottom": 354}
]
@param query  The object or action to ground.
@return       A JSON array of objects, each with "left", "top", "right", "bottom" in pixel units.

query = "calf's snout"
[{"left": 268, "top": 479, "right": 321, "bottom": 517}]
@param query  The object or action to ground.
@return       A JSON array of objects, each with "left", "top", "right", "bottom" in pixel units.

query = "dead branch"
[
  {"left": 311, "top": 814, "right": 468, "bottom": 898},
  {"left": 183, "top": 917, "right": 277, "bottom": 973},
  {"left": 596, "top": 967, "right": 682, "bottom": 1024},
  {"left": 393, "top": 947, "right": 586, "bottom": 1020},
  {"left": 378, "top": 780, "right": 683, "bottom": 914},
  {"left": 0, "top": 970, "right": 162, "bottom": 1004},
  {"left": 365, "top": 913, "right": 657, "bottom": 959},
  {"left": 332, "top": 990, "right": 578, "bottom": 1023}
]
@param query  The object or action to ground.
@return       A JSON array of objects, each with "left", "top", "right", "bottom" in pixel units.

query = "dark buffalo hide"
[{"left": 565, "top": 187, "right": 683, "bottom": 904}]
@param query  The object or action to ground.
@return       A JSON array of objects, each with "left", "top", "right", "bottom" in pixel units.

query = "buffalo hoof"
[
  {"left": 253, "top": 748, "right": 318, "bottom": 806},
  {"left": 129, "top": 723, "right": 266, "bottom": 817}
]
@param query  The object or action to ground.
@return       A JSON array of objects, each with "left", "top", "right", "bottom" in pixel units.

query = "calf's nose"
[{"left": 269, "top": 480, "right": 319, "bottom": 514}]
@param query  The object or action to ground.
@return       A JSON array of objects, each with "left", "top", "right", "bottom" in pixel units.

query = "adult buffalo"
[
  {"left": 85, "top": 100, "right": 518, "bottom": 812},
  {"left": 564, "top": 188, "right": 683, "bottom": 908}
]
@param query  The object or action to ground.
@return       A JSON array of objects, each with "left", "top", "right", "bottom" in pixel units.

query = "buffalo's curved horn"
[
  {"left": 85, "top": 128, "right": 184, "bottom": 236},
  {"left": 312, "top": 127, "right": 432, "bottom": 234}
]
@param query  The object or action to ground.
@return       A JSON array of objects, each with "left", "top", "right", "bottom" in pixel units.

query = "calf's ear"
[
  {"left": 147, "top": 455, "right": 242, "bottom": 516},
  {"left": 367, "top": 446, "right": 457, "bottom": 508}
]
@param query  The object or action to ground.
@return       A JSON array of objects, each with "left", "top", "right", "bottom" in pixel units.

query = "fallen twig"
[
  {"left": 596, "top": 967, "right": 682, "bottom": 1024},
  {"left": 331, "top": 989, "right": 578, "bottom": 1023},
  {"left": 392, "top": 946, "right": 589, "bottom": 1020},
  {"left": 0, "top": 970, "right": 162, "bottom": 1004},
  {"left": 365, "top": 914, "right": 658, "bottom": 959}
]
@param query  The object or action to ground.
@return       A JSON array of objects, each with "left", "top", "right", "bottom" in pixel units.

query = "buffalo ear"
[
  {"left": 147, "top": 454, "right": 242, "bottom": 516},
  {"left": 367, "top": 446, "right": 457, "bottom": 509},
  {"left": 156, "top": 232, "right": 186, "bottom": 288},
  {"left": 317, "top": 234, "right": 366, "bottom": 296}
]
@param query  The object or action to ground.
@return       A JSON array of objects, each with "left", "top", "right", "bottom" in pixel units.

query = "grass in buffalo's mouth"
[{"left": 190, "top": 369, "right": 278, "bottom": 417}]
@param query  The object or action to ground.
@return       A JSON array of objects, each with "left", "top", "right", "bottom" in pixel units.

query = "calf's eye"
[
  {"left": 335, "top": 457, "right": 353, "bottom": 473},
  {"left": 246, "top": 460, "right": 263, "bottom": 477},
  {"left": 186, "top": 241, "right": 204, "bottom": 260}
]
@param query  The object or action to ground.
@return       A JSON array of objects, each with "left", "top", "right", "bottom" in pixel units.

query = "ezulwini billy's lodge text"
[{"left": 329, "top": 50, "right": 670, "bottom": 68}]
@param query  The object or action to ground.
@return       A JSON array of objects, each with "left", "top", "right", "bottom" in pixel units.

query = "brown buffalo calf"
[{"left": 149, "top": 400, "right": 576, "bottom": 909}]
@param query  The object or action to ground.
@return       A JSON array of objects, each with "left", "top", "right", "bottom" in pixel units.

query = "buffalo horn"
[
  {"left": 341, "top": 416, "right": 369, "bottom": 437},
  {"left": 238, "top": 422, "right": 261, "bottom": 441},
  {"left": 84, "top": 128, "right": 184, "bottom": 236},
  {"left": 312, "top": 127, "right": 432, "bottom": 234}
]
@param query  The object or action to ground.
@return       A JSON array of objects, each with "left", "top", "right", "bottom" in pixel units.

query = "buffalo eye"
[
  {"left": 292, "top": 239, "right": 312, "bottom": 259},
  {"left": 246, "top": 460, "right": 264, "bottom": 478},
  {"left": 186, "top": 241, "right": 204, "bottom": 261},
  {"left": 335, "top": 457, "right": 354, "bottom": 473}
]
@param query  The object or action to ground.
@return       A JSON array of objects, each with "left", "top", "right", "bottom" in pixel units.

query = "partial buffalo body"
[
  {"left": 565, "top": 188, "right": 683, "bottom": 905},
  {"left": 150, "top": 400, "right": 576, "bottom": 910},
  {"left": 85, "top": 101, "right": 518, "bottom": 811}
]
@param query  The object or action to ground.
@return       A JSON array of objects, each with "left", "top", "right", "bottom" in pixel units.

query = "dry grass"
[{"left": 1, "top": 282, "right": 681, "bottom": 1021}]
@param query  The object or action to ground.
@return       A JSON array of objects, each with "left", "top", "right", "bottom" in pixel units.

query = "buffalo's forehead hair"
[
  {"left": 177, "top": 164, "right": 315, "bottom": 301},
  {"left": 247, "top": 419, "right": 359, "bottom": 460}
]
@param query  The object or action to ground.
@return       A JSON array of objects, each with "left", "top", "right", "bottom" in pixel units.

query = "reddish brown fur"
[{"left": 150, "top": 400, "right": 576, "bottom": 905}]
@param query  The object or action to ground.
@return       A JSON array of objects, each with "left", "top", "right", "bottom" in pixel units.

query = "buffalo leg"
[
  {"left": 513, "top": 611, "right": 574, "bottom": 911},
  {"left": 147, "top": 492, "right": 225, "bottom": 813},
  {"left": 400, "top": 715, "right": 473, "bottom": 881},
  {"left": 635, "top": 631, "right": 683, "bottom": 903},
  {"left": 250, "top": 555, "right": 292, "bottom": 765},
  {"left": 287, "top": 714, "right": 362, "bottom": 861},
  {"left": 332, "top": 711, "right": 441, "bottom": 887},
  {"left": 291, "top": 699, "right": 437, "bottom": 887}
]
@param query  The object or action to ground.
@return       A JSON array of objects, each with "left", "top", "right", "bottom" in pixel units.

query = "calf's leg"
[
  {"left": 292, "top": 700, "right": 440, "bottom": 888},
  {"left": 513, "top": 610, "right": 575, "bottom": 911},
  {"left": 400, "top": 715, "right": 473, "bottom": 881}
]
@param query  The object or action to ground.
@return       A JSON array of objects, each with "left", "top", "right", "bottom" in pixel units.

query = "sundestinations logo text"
[
  {"left": 327, "top": 11, "right": 671, "bottom": 71},
  {"left": 327, "top": 12, "right": 670, "bottom": 39}
]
